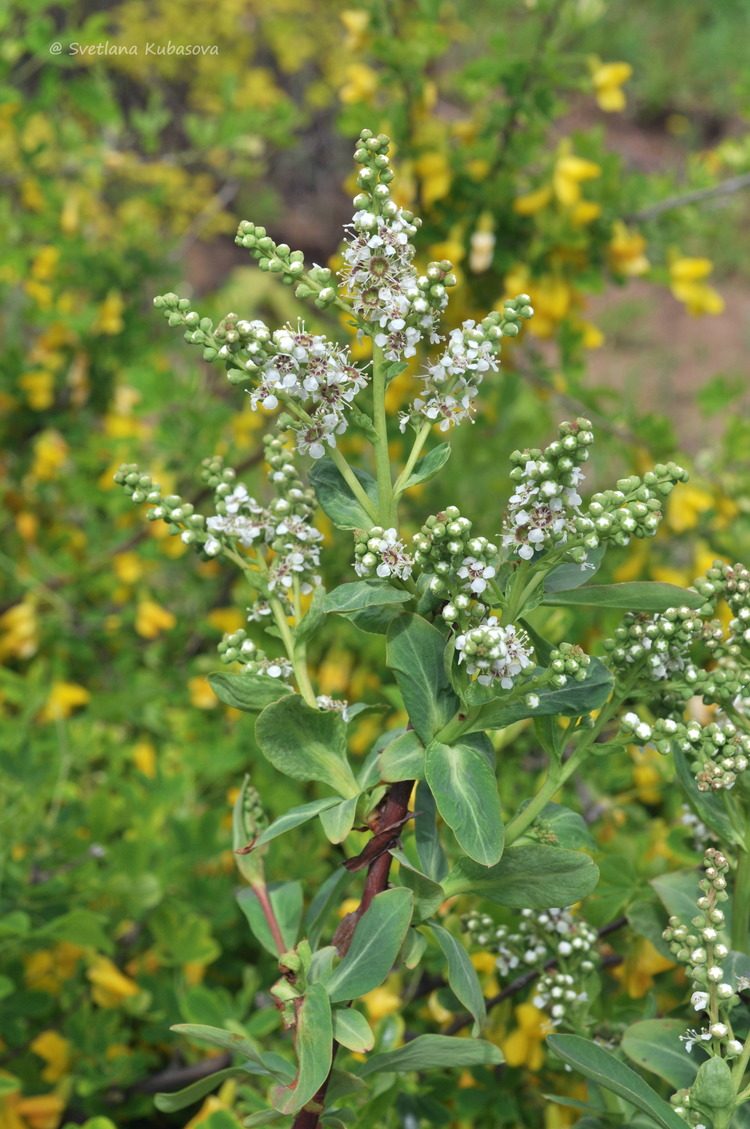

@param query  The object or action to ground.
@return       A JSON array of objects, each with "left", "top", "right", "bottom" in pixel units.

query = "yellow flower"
[
  {"left": 669, "top": 257, "right": 724, "bottom": 316},
  {"left": 39, "top": 682, "right": 90, "bottom": 723},
  {"left": 500, "top": 1003, "right": 553, "bottom": 1070},
  {"left": 528, "top": 276, "right": 572, "bottom": 338},
  {"left": 29, "top": 1032, "right": 72, "bottom": 1084},
  {"left": 14, "top": 1092, "right": 66, "bottom": 1129},
  {"left": 361, "top": 977, "right": 402, "bottom": 1024},
  {"left": 630, "top": 746, "right": 664, "bottom": 805},
  {"left": 112, "top": 552, "right": 146, "bottom": 586},
  {"left": 0, "top": 601, "right": 39, "bottom": 662},
  {"left": 414, "top": 151, "right": 453, "bottom": 209},
  {"left": 93, "top": 290, "right": 125, "bottom": 335},
  {"left": 569, "top": 200, "right": 601, "bottom": 227},
  {"left": 31, "top": 247, "right": 61, "bottom": 282},
  {"left": 512, "top": 184, "right": 553, "bottom": 216},
  {"left": 29, "top": 431, "right": 68, "bottom": 481},
  {"left": 578, "top": 320, "right": 604, "bottom": 348},
  {"left": 553, "top": 148, "right": 601, "bottom": 207},
  {"left": 339, "top": 63, "right": 378, "bottom": 105},
  {"left": 87, "top": 955, "right": 140, "bottom": 1008},
  {"left": 23, "top": 944, "right": 83, "bottom": 996},
  {"left": 667, "top": 483, "right": 714, "bottom": 533},
  {"left": 18, "top": 372, "right": 55, "bottom": 411},
  {"left": 188, "top": 676, "right": 218, "bottom": 710},
  {"left": 132, "top": 740, "right": 157, "bottom": 778},
  {"left": 206, "top": 608, "right": 245, "bottom": 634},
  {"left": 340, "top": 9, "right": 369, "bottom": 50},
  {"left": 135, "top": 599, "right": 176, "bottom": 639},
  {"left": 612, "top": 938, "right": 674, "bottom": 998},
  {"left": 590, "top": 60, "right": 633, "bottom": 112},
  {"left": 607, "top": 221, "right": 650, "bottom": 276}
]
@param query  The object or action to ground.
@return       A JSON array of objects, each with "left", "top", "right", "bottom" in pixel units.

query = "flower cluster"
[
  {"left": 455, "top": 618, "right": 533, "bottom": 688},
  {"left": 353, "top": 526, "right": 413, "bottom": 581},
  {"left": 604, "top": 606, "right": 704, "bottom": 682},
  {"left": 664, "top": 850, "right": 745, "bottom": 1127},
  {"left": 340, "top": 129, "right": 451, "bottom": 359},
  {"left": 464, "top": 907, "right": 598, "bottom": 1028},
  {"left": 623, "top": 711, "right": 750, "bottom": 793},
  {"left": 218, "top": 630, "right": 293, "bottom": 681},
  {"left": 401, "top": 303, "right": 532, "bottom": 434},
  {"left": 502, "top": 418, "right": 593, "bottom": 561},
  {"left": 572, "top": 462, "right": 689, "bottom": 553}
]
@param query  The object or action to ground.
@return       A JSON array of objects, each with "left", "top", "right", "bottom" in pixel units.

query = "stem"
[
  {"left": 392, "top": 421, "right": 432, "bottom": 499},
  {"left": 267, "top": 593, "right": 317, "bottom": 709},
  {"left": 371, "top": 342, "right": 395, "bottom": 527},
  {"left": 327, "top": 446, "right": 380, "bottom": 525},
  {"left": 251, "top": 880, "right": 287, "bottom": 956},
  {"left": 732, "top": 842, "right": 750, "bottom": 952},
  {"left": 504, "top": 753, "right": 586, "bottom": 847}
]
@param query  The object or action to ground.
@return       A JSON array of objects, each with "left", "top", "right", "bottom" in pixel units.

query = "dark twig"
[{"left": 625, "top": 172, "right": 750, "bottom": 224}]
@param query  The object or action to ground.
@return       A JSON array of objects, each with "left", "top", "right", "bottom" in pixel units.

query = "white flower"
[{"left": 690, "top": 990, "right": 710, "bottom": 1011}]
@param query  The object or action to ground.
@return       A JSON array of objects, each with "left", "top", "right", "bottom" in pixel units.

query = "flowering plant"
[{"left": 115, "top": 130, "right": 750, "bottom": 1129}]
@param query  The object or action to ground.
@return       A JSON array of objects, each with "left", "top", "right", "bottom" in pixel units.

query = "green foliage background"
[{"left": 2, "top": 1, "right": 750, "bottom": 1126}]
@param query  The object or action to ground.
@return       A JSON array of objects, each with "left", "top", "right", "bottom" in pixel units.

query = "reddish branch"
[{"left": 290, "top": 778, "right": 415, "bottom": 1129}]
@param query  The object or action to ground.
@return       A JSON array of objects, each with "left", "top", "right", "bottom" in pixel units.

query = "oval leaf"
[
  {"left": 324, "top": 582, "right": 412, "bottom": 614},
  {"left": 255, "top": 695, "right": 359, "bottom": 799},
  {"left": 621, "top": 1019, "right": 699, "bottom": 1090},
  {"left": 271, "top": 983, "right": 333, "bottom": 1115},
  {"left": 547, "top": 1034, "right": 689, "bottom": 1129},
  {"left": 332, "top": 1008, "right": 375, "bottom": 1053},
  {"left": 309, "top": 459, "right": 378, "bottom": 530},
  {"left": 379, "top": 730, "right": 425, "bottom": 783},
  {"left": 401, "top": 443, "right": 451, "bottom": 490},
  {"left": 170, "top": 1024, "right": 289, "bottom": 1082},
  {"left": 429, "top": 923, "right": 486, "bottom": 1035},
  {"left": 386, "top": 614, "right": 459, "bottom": 744},
  {"left": 469, "top": 658, "right": 613, "bottom": 732},
  {"left": 425, "top": 740, "right": 503, "bottom": 866},
  {"left": 207, "top": 672, "right": 292, "bottom": 713},
  {"left": 414, "top": 781, "right": 449, "bottom": 883},
  {"left": 358, "top": 1034, "right": 502, "bottom": 1078},
  {"left": 155, "top": 1067, "right": 247, "bottom": 1112},
  {"left": 390, "top": 849, "right": 445, "bottom": 921},
  {"left": 542, "top": 581, "right": 705, "bottom": 611},
  {"left": 325, "top": 888, "right": 413, "bottom": 1003},
  {"left": 444, "top": 844, "right": 599, "bottom": 908},
  {"left": 543, "top": 548, "right": 605, "bottom": 592},
  {"left": 250, "top": 798, "right": 340, "bottom": 851},
  {"left": 319, "top": 795, "right": 360, "bottom": 844}
]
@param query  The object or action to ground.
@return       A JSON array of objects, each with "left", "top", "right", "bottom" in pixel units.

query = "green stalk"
[
  {"left": 392, "top": 420, "right": 432, "bottom": 499},
  {"left": 504, "top": 749, "right": 586, "bottom": 846},
  {"left": 371, "top": 342, "right": 395, "bottom": 526},
  {"left": 327, "top": 446, "right": 380, "bottom": 524},
  {"left": 732, "top": 841, "right": 750, "bottom": 953}
]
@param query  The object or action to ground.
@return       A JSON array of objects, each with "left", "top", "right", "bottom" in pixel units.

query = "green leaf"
[
  {"left": 344, "top": 602, "right": 407, "bottom": 635},
  {"left": 323, "top": 582, "right": 412, "bottom": 614},
  {"left": 386, "top": 614, "right": 459, "bottom": 744},
  {"left": 424, "top": 741, "right": 503, "bottom": 866},
  {"left": 332, "top": 1008, "right": 375, "bottom": 1053},
  {"left": 402, "top": 928, "right": 427, "bottom": 969},
  {"left": 237, "top": 882, "right": 303, "bottom": 957},
  {"left": 546, "top": 1034, "right": 689, "bottom": 1129},
  {"left": 309, "top": 459, "right": 378, "bottom": 530},
  {"left": 294, "top": 585, "right": 328, "bottom": 645},
  {"left": 271, "top": 983, "right": 333, "bottom": 1115},
  {"left": 170, "top": 1025, "right": 290, "bottom": 1082},
  {"left": 243, "top": 1112, "right": 286, "bottom": 1127},
  {"left": 650, "top": 870, "right": 721, "bottom": 934},
  {"left": 255, "top": 695, "right": 359, "bottom": 799},
  {"left": 207, "top": 672, "right": 293, "bottom": 713},
  {"left": 672, "top": 741, "right": 737, "bottom": 843},
  {"left": 621, "top": 1019, "right": 699, "bottom": 1090},
  {"left": 325, "top": 888, "right": 413, "bottom": 1003},
  {"left": 429, "top": 923, "right": 486, "bottom": 1035},
  {"left": 42, "top": 909, "right": 113, "bottom": 953},
  {"left": 401, "top": 443, "right": 451, "bottom": 490},
  {"left": 155, "top": 1068, "right": 247, "bottom": 1112},
  {"left": 379, "top": 730, "right": 425, "bottom": 783},
  {"left": 444, "top": 844, "right": 599, "bottom": 907},
  {"left": 358, "top": 1034, "right": 502, "bottom": 1077},
  {"left": 542, "top": 582, "right": 705, "bottom": 611},
  {"left": 543, "top": 548, "right": 605, "bottom": 592},
  {"left": 319, "top": 795, "right": 360, "bottom": 844},
  {"left": 626, "top": 900, "right": 674, "bottom": 961},
  {"left": 468, "top": 658, "right": 613, "bottom": 732},
  {"left": 539, "top": 802, "right": 596, "bottom": 850},
  {"left": 390, "top": 849, "right": 445, "bottom": 920},
  {"left": 250, "top": 798, "right": 340, "bottom": 851},
  {"left": 414, "top": 781, "right": 449, "bottom": 883}
]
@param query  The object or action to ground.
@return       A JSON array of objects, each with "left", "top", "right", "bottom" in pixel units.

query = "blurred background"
[{"left": 1, "top": 1, "right": 749, "bottom": 1126}]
